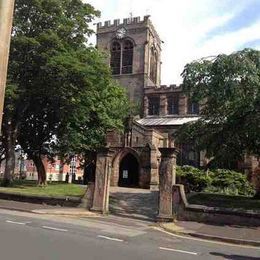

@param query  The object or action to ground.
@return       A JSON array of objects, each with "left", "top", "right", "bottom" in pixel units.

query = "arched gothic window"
[
  {"left": 110, "top": 41, "right": 121, "bottom": 75},
  {"left": 149, "top": 47, "right": 158, "bottom": 83},
  {"left": 122, "top": 40, "right": 133, "bottom": 74},
  {"left": 187, "top": 99, "right": 199, "bottom": 114},
  {"left": 110, "top": 40, "right": 134, "bottom": 75}
]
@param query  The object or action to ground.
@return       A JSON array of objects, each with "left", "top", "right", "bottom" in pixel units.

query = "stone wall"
[
  {"left": 172, "top": 185, "right": 260, "bottom": 227},
  {"left": 180, "top": 204, "right": 260, "bottom": 227},
  {"left": 144, "top": 85, "right": 198, "bottom": 117},
  {"left": 0, "top": 192, "right": 81, "bottom": 207}
]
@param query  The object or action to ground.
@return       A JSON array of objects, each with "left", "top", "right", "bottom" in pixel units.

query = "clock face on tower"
[{"left": 115, "top": 27, "right": 126, "bottom": 39}]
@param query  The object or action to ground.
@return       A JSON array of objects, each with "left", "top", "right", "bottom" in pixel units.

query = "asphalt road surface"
[{"left": 0, "top": 209, "right": 259, "bottom": 260}]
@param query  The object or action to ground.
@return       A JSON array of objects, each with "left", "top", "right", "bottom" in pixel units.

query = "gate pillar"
[
  {"left": 157, "top": 147, "right": 178, "bottom": 222},
  {"left": 150, "top": 146, "right": 159, "bottom": 191},
  {"left": 91, "top": 147, "right": 114, "bottom": 214}
]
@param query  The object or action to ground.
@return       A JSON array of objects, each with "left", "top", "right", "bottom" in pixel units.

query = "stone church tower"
[{"left": 96, "top": 16, "right": 162, "bottom": 107}]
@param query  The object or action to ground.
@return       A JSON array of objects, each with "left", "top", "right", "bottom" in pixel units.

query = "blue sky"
[{"left": 85, "top": 0, "right": 260, "bottom": 84}]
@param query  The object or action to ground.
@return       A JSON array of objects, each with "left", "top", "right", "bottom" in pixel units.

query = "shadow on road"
[{"left": 210, "top": 252, "right": 260, "bottom": 259}]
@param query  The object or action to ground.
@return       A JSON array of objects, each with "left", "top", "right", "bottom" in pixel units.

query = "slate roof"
[{"left": 137, "top": 116, "right": 200, "bottom": 126}]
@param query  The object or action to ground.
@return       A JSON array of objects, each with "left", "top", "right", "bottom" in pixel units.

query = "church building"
[{"left": 96, "top": 16, "right": 209, "bottom": 189}]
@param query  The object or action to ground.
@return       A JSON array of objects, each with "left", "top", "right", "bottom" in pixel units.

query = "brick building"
[
  {"left": 96, "top": 16, "right": 204, "bottom": 189},
  {"left": 0, "top": 153, "right": 84, "bottom": 182},
  {"left": 24, "top": 156, "right": 84, "bottom": 182}
]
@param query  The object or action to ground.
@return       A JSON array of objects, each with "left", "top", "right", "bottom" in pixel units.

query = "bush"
[
  {"left": 207, "top": 169, "right": 255, "bottom": 196},
  {"left": 176, "top": 166, "right": 254, "bottom": 196},
  {"left": 176, "top": 165, "right": 212, "bottom": 192}
]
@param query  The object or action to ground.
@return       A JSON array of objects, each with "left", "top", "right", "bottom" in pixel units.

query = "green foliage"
[
  {"left": 176, "top": 166, "right": 254, "bottom": 196},
  {"left": 175, "top": 49, "right": 260, "bottom": 164},
  {"left": 5, "top": 0, "right": 129, "bottom": 163},
  {"left": 207, "top": 169, "right": 255, "bottom": 196},
  {"left": 1, "top": 0, "right": 129, "bottom": 185},
  {"left": 176, "top": 166, "right": 212, "bottom": 192}
]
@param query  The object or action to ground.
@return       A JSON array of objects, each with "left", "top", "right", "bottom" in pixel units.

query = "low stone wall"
[
  {"left": 79, "top": 182, "right": 95, "bottom": 210},
  {"left": 180, "top": 204, "right": 260, "bottom": 227},
  {"left": 0, "top": 192, "right": 82, "bottom": 207},
  {"left": 172, "top": 184, "right": 260, "bottom": 227}
]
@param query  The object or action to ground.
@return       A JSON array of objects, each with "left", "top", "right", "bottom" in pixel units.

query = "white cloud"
[
  {"left": 197, "top": 20, "right": 260, "bottom": 55},
  {"left": 84, "top": 0, "right": 260, "bottom": 84}
]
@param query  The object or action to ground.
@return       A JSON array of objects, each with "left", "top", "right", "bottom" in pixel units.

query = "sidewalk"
[
  {"left": 0, "top": 199, "right": 58, "bottom": 212},
  {"left": 160, "top": 220, "right": 260, "bottom": 247},
  {"left": 0, "top": 199, "right": 97, "bottom": 216}
]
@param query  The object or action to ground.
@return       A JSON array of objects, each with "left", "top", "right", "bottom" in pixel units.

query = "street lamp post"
[{"left": 0, "top": 0, "right": 15, "bottom": 133}]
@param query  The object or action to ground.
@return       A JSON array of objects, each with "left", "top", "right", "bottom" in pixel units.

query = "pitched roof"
[{"left": 137, "top": 116, "right": 200, "bottom": 126}]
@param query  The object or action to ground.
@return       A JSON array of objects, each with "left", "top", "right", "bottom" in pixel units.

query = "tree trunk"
[
  {"left": 32, "top": 155, "right": 47, "bottom": 186},
  {"left": 2, "top": 143, "right": 15, "bottom": 186},
  {"left": 2, "top": 123, "right": 16, "bottom": 186},
  {"left": 254, "top": 191, "right": 260, "bottom": 199}
]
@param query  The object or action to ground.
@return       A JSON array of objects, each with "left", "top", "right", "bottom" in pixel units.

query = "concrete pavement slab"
[{"left": 160, "top": 221, "right": 260, "bottom": 247}]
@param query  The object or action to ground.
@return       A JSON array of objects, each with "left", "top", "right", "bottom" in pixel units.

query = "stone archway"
[
  {"left": 118, "top": 153, "right": 139, "bottom": 187},
  {"left": 111, "top": 147, "right": 142, "bottom": 187},
  {"left": 91, "top": 147, "right": 158, "bottom": 220},
  {"left": 108, "top": 148, "right": 159, "bottom": 220}
]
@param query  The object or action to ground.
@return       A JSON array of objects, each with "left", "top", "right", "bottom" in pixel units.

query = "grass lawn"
[
  {"left": 0, "top": 180, "right": 86, "bottom": 198},
  {"left": 188, "top": 193, "right": 260, "bottom": 212}
]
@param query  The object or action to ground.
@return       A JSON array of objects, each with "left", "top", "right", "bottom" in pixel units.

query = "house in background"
[
  {"left": 25, "top": 156, "right": 84, "bottom": 182},
  {"left": 0, "top": 153, "right": 84, "bottom": 183}
]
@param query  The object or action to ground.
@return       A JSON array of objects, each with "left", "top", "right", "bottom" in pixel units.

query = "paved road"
[{"left": 0, "top": 209, "right": 259, "bottom": 260}]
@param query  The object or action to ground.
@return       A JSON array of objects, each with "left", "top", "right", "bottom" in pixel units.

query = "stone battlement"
[{"left": 97, "top": 15, "right": 150, "bottom": 29}]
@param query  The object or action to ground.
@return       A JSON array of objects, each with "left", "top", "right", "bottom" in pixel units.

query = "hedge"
[{"left": 176, "top": 166, "right": 254, "bottom": 196}]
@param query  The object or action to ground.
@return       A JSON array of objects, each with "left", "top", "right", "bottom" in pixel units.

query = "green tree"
[
  {"left": 175, "top": 49, "right": 260, "bottom": 168},
  {"left": 2, "top": 0, "right": 129, "bottom": 186}
]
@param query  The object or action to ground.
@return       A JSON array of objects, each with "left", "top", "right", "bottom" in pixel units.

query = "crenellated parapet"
[
  {"left": 143, "top": 84, "right": 187, "bottom": 117},
  {"left": 97, "top": 15, "right": 161, "bottom": 44},
  {"left": 144, "top": 84, "right": 182, "bottom": 94},
  {"left": 97, "top": 15, "right": 150, "bottom": 29}
]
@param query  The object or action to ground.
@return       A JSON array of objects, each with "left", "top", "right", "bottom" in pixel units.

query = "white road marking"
[
  {"left": 6, "top": 220, "right": 29, "bottom": 225},
  {"left": 98, "top": 235, "right": 124, "bottom": 242},
  {"left": 42, "top": 226, "right": 68, "bottom": 232},
  {"left": 154, "top": 227, "right": 260, "bottom": 249},
  {"left": 159, "top": 246, "right": 198, "bottom": 255}
]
